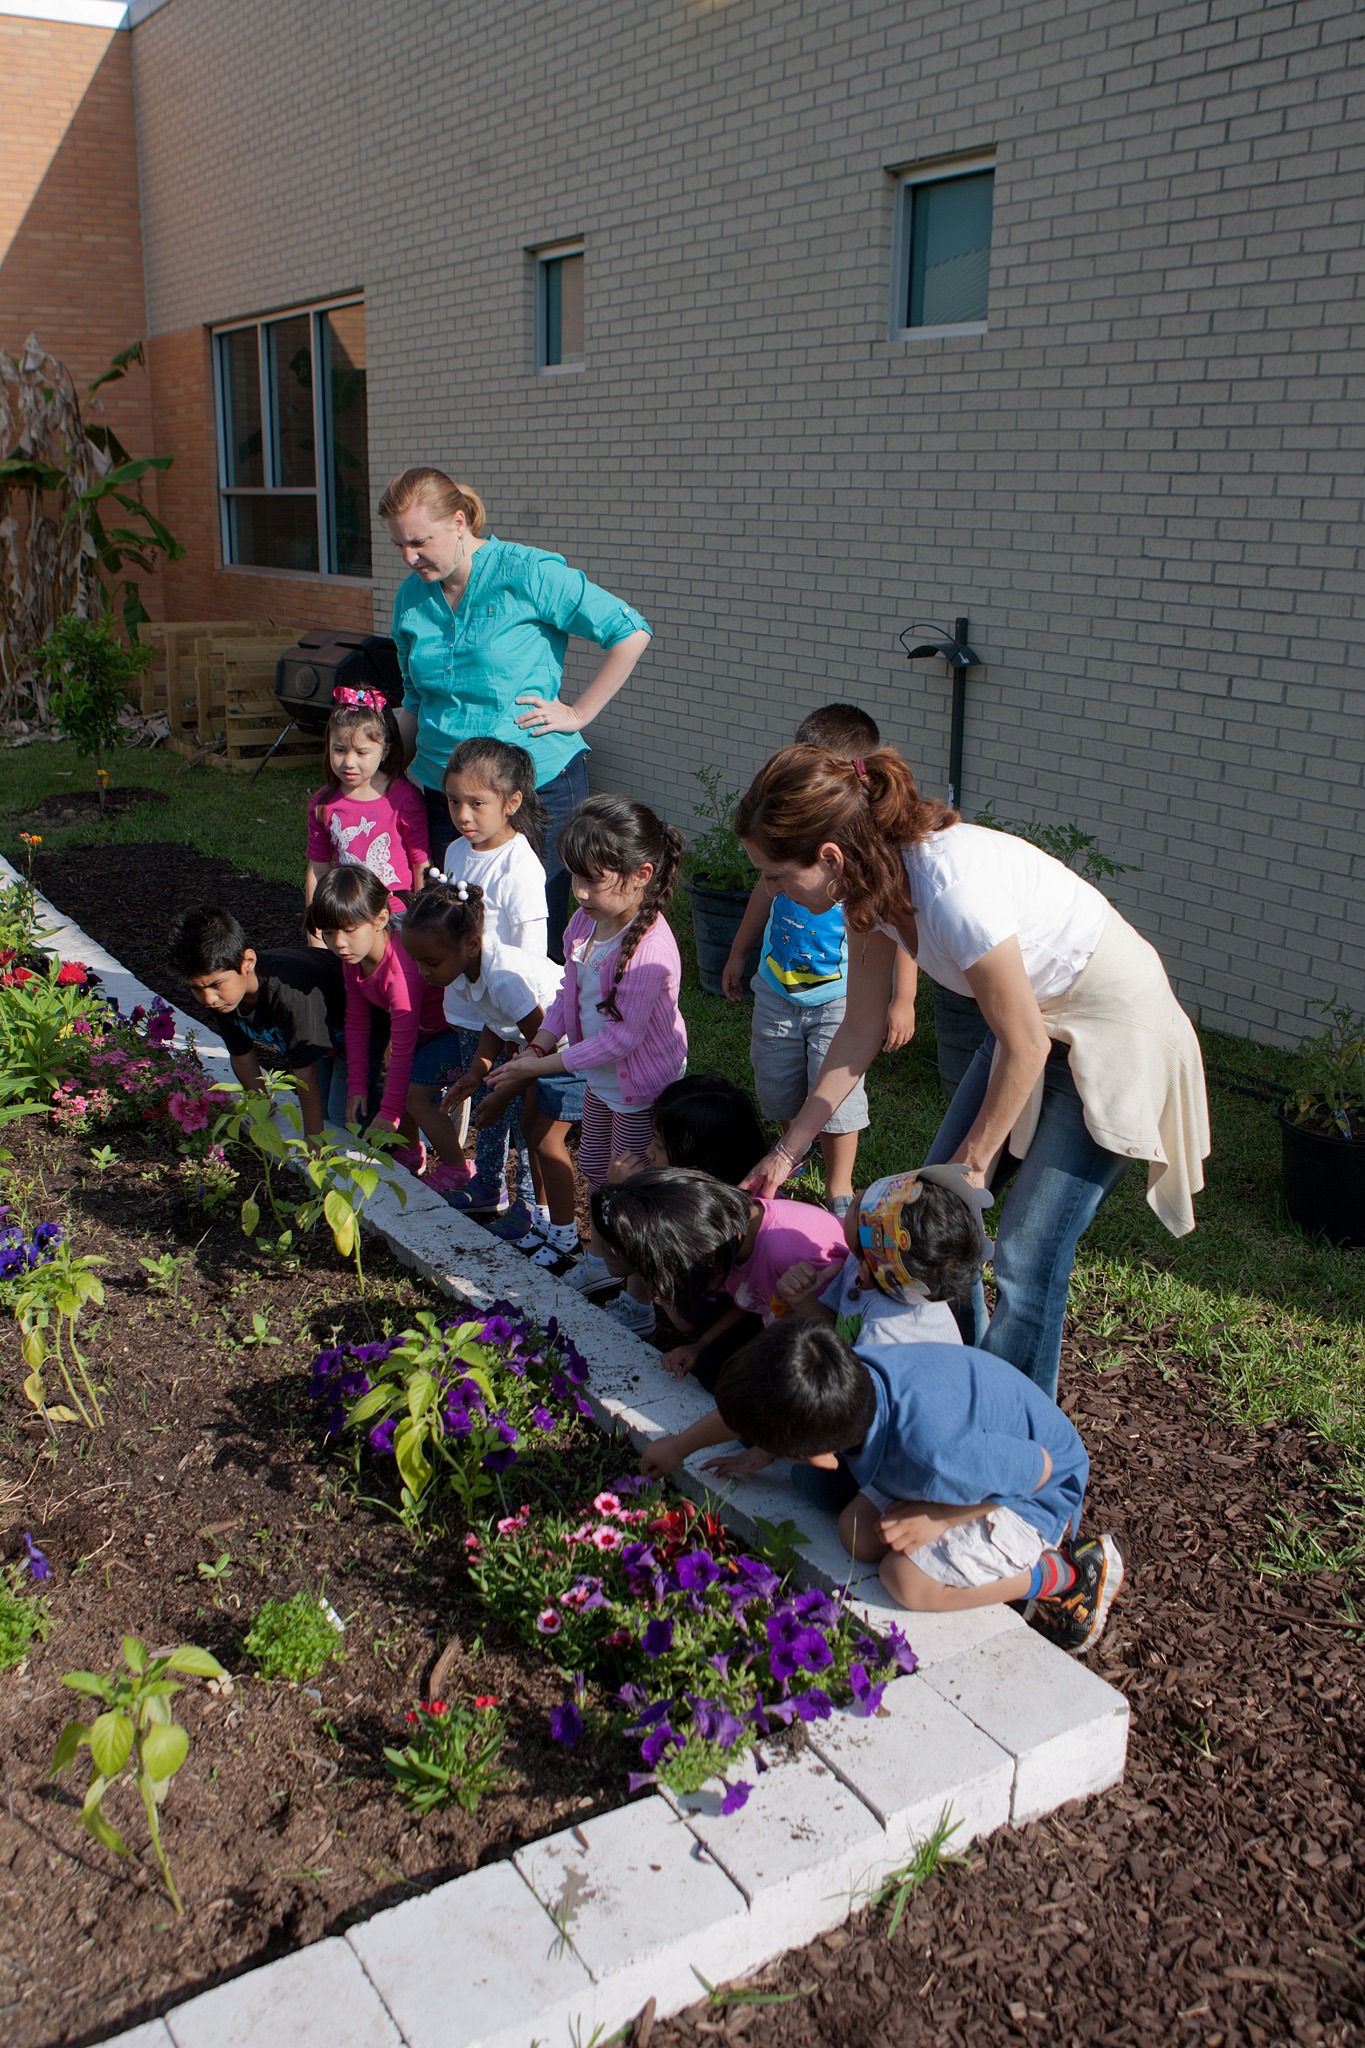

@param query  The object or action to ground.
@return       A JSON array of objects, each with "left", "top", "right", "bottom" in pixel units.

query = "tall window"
[
  {"left": 535, "top": 244, "right": 584, "bottom": 372},
  {"left": 893, "top": 161, "right": 994, "bottom": 339},
  {"left": 214, "top": 299, "right": 371, "bottom": 576}
]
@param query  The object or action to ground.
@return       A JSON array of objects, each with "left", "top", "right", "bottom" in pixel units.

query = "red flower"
[
  {"left": 428, "top": 1699, "right": 448, "bottom": 1717},
  {"left": 3, "top": 967, "right": 34, "bottom": 986},
  {"left": 405, "top": 1710, "right": 419, "bottom": 1725},
  {"left": 473, "top": 1695, "right": 498, "bottom": 1709},
  {"left": 55, "top": 962, "right": 87, "bottom": 986}
]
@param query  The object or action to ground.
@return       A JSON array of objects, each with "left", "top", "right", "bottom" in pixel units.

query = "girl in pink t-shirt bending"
[
  {"left": 306, "top": 866, "right": 467, "bottom": 1190},
  {"left": 589, "top": 1166, "right": 847, "bottom": 1379},
  {"left": 305, "top": 693, "right": 429, "bottom": 919}
]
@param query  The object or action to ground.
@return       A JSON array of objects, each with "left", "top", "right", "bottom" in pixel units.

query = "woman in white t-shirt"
[
  {"left": 427, "top": 737, "right": 549, "bottom": 1212},
  {"left": 734, "top": 745, "right": 1209, "bottom": 1401}
]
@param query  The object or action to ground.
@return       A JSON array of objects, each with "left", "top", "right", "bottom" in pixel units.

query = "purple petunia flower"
[
  {"left": 848, "top": 1662, "right": 887, "bottom": 1717},
  {"left": 481, "top": 1445, "right": 518, "bottom": 1471},
  {"left": 368, "top": 1417, "right": 396, "bottom": 1454},
  {"left": 692, "top": 1698, "right": 746, "bottom": 1751},
  {"left": 884, "top": 1624, "right": 919, "bottom": 1676},
  {"left": 642, "top": 1617, "right": 674, "bottom": 1660},
  {"left": 639, "top": 1721, "right": 678, "bottom": 1769},
  {"left": 22, "top": 1533, "right": 50, "bottom": 1581},
  {"left": 719, "top": 1780, "right": 752, "bottom": 1815},
  {"left": 675, "top": 1550, "right": 721, "bottom": 1591},
  {"left": 530, "top": 1405, "right": 556, "bottom": 1432},
  {"left": 626, "top": 1771, "right": 658, "bottom": 1793},
  {"left": 789, "top": 1688, "right": 834, "bottom": 1723},
  {"left": 549, "top": 1701, "right": 583, "bottom": 1748},
  {"left": 478, "top": 1316, "right": 516, "bottom": 1346}
]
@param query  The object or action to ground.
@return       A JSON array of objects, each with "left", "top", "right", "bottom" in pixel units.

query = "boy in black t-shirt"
[{"left": 167, "top": 906, "right": 348, "bottom": 1137}]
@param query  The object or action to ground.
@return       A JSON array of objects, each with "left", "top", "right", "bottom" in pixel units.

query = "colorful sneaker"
[
  {"left": 485, "top": 1202, "right": 539, "bottom": 1242},
  {"left": 1029, "top": 1535, "right": 1124, "bottom": 1654},
  {"left": 441, "top": 1175, "right": 502, "bottom": 1216},
  {"left": 561, "top": 1251, "right": 615, "bottom": 1296},
  {"left": 424, "top": 1159, "right": 474, "bottom": 1197},
  {"left": 603, "top": 1292, "right": 656, "bottom": 1337},
  {"left": 393, "top": 1142, "right": 427, "bottom": 1175}
]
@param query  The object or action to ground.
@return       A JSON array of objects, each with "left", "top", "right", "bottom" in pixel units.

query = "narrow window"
[
  {"left": 894, "top": 162, "right": 994, "bottom": 339},
  {"left": 214, "top": 299, "right": 371, "bottom": 576},
  {"left": 536, "top": 244, "right": 585, "bottom": 372}
]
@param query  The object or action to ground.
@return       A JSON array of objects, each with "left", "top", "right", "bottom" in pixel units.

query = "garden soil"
[{"left": 7, "top": 845, "right": 1364, "bottom": 2048}]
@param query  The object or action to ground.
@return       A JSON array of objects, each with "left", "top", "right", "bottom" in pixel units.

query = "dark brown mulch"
[
  {"left": 647, "top": 1328, "right": 1365, "bottom": 2048},
  {"left": 0, "top": 1119, "right": 622, "bottom": 2048},
  {"left": 31, "top": 841, "right": 308, "bottom": 1034},
  {"left": 23, "top": 789, "right": 169, "bottom": 831}
]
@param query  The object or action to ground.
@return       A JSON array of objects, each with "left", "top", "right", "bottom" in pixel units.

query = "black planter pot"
[
  {"left": 1277, "top": 1113, "right": 1365, "bottom": 1249},
  {"left": 685, "top": 877, "right": 761, "bottom": 997}
]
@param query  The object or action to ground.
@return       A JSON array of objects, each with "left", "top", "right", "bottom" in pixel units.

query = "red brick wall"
[{"left": 145, "top": 325, "right": 374, "bottom": 634}]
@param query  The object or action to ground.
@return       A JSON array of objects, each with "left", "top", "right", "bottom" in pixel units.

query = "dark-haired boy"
[
  {"left": 640, "top": 1320, "right": 1123, "bottom": 1654},
  {"left": 720, "top": 703, "right": 916, "bottom": 1217},
  {"left": 167, "top": 906, "right": 348, "bottom": 1138}
]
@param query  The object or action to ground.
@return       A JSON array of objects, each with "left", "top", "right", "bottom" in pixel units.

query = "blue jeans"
[
  {"left": 421, "top": 752, "right": 589, "bottom": 963},
  {"left": 926, "top": 1034, "right": 1130, "bottom": 1403},
  {"left": 456, "top": 1028, "right": 536, "bottom": 1204}
]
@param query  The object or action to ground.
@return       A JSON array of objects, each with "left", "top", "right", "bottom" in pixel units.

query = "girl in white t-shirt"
[
  {"left": 733, "top": 744, "right": 1208, "bottom": 1409},
  {"left": 425, "top": 738, "right": 549, "bottom": 1212}
]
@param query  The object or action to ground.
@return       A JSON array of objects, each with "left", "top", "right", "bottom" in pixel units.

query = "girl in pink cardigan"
[{"left": 476, "top": 796, "right": 687, "bottom": 1322}]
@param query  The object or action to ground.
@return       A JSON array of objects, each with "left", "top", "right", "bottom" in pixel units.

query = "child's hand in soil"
[
  {"left": 640, "top": 1432, "right": 686, "bottom": 1479},
  {"left": 703, "top": 1448, "right": 774, "bottom": 1478},
  {"left": 659, "top": 1341, "right": 701, "bottom": 1379}
]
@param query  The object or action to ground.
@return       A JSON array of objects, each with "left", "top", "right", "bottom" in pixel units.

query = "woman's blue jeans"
[
  {"left": 926, "top": 1034, "right": 1130, "bottom": 1403},
  {"left": 420, "top": 752, "right": 588, "bottom": 962}
]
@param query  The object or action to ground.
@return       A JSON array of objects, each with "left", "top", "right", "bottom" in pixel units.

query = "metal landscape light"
[{"left": 899, "top": 616, "right": 981, "bottom": 810}]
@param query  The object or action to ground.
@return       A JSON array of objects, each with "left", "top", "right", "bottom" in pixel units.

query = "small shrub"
[
  {"left": 685, "top": 767, "right": 756, "bottom": 892},
  {"left": 975, "top": 802, "right": 1136, "bottom": 884},
  {"left": 244, "top": 1590, "right": 345, "bottom": 1683},
  {"left": 384, "top": 1695, "right": 513, "bottom": 1815},
  {"left": 1284, "top": 997, "right": 1365, "bottom": 1141},
  {"left": 34, "top": 613, "right": 152, "bottom": 804},
  {"left": 0, "top": 1568, "right": 50, "bottom": 1672}
]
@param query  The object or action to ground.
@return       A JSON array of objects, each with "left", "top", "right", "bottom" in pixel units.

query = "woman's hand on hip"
[{"left": 515, "top": 694, "right": 582, "bottom": 737}]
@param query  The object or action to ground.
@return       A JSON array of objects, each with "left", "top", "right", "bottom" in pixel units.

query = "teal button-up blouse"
[{"left": 391, "top": 536, "right": 651, "bottom": 792}]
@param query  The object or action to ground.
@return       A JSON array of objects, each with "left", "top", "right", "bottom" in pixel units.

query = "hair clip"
[
  {"left": 852, "top": 757, "right": 868, "bottom": 780},
  {"left": 425, "top": 865, "right": 453, "bottom": 885},
  {"left": 333, "top": 685, "right": 386, "bottom": 711},
  {"left": 455, "top": 881, "right": 469, "bottom": 902}
]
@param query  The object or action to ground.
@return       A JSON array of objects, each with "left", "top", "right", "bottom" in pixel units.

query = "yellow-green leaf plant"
[{"left": 50, "top": 1635, "right": 225, "bottom": 1914}]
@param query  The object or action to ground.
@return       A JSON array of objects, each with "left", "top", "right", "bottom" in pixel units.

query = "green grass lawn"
[{"left": 4, "top": 737, "right": 1362, "bottom": 1552}]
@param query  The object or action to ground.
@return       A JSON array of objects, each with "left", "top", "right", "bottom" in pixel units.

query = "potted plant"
[
  {"left": 34, "top": 613, "right": 152, "bottom": 816},
  {"left": 682, "top": 767, "right": 761, "bottom": 996},
  {"left": 1278, "top": 998, "right": 1365, "bottom": 1248}
]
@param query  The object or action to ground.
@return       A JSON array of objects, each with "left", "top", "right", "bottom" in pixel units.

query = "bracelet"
[{"left": 772, "top": 1137, "right": 808, "bottom": 1171}]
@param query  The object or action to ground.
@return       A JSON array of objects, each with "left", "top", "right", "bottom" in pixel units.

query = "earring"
[{"left": 826, "top": 879, "right": 839, "bottom": 904}]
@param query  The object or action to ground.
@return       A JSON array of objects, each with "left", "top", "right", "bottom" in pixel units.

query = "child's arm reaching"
[
  {"left": 774, "top": 1257, "right": 841, "bottom": 1321},
  {"left": 720, "top": 882, "right": 770, "bottom": 1002},
  {"left": 659, "top": 1298, "right": 749, "bottom": 1378},
  {"left": 639, "top": 1407, "right": 737, "bottom": 1479}
]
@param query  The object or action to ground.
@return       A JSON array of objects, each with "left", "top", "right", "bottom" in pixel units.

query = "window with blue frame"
[{"left": 895, "top": 163, "right": 994, "bottom": 337}]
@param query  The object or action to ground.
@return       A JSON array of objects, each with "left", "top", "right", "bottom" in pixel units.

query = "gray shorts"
[{"left": 749, "top": 983, "right": 869, "bottom": 1136}]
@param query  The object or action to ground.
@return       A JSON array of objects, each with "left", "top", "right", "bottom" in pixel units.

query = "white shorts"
[{"left": 857, "top": 1490, "right": 1047, "bottom": 1589}]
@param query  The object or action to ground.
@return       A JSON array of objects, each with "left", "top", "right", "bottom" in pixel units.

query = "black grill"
[{"left": 274, "top": 630, "right": 403, "bottom": 730}]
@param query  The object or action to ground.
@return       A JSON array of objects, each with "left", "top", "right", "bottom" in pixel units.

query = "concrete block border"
[{"left": 4, "top": 861, "right": 1129, "bottom": 2048}]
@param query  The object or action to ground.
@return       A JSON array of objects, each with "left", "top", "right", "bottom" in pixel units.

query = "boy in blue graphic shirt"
[{"left": 721, "top": 705, "right": 917, "bottom": 1216}]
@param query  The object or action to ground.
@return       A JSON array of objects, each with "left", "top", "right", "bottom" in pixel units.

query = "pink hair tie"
[
  {"left": 852, "top": 758, "right": 868, "bottom": 780},
  {"left": 333, "top": 685, "right": 385, "bottom": 711}
]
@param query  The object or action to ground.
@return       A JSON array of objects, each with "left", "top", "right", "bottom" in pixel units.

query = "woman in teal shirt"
[{"left": 381, "top": 467, "right": 652, "bottom": 950}]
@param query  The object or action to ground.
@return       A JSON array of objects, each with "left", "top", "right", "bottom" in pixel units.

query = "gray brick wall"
[{"left": 130, "top": 0, "right": 1363, "bottom": 1045}]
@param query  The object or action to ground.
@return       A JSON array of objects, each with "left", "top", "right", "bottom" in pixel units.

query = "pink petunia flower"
[
  {"left": 535, "top": 1608, "right": 562, "bottom": 1636},
  {"left": 589, "top": 1526, "right": 621, "bottom": 1551},
  {"left": 592, "top": 1492, "right": 623, "bottom": 1517}
]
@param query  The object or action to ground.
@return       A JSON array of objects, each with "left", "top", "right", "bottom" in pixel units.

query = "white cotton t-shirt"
[
  {"left": 890, "top": 823, "right": 1109, "bottom": 1002},
  {"left": 819, "top": 1255, "right": 962, "bottom": 1350},
  {"left": 443, "top": 934, "right": 564, "bottom": 1043},
  {"left": 575, "top": 931, "right": 628, "bottom": 1111},
  {"left": 440, "top": 833, "right": 549, "bottom": 1028}
]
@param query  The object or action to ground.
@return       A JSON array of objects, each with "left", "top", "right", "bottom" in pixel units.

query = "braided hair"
[
  {"left": 557, "top": 795, "right": 684, "bottom": 1023},
  {"left": 403, "top": 873, "right": 486, "bottom": 947}
]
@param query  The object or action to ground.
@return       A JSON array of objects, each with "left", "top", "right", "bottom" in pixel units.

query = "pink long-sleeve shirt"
[
  {"left": 344, "top": 936, "right": 446, "bottom": 1123},
  {"left": 542, "top": 909, "right": 687, "bottom": 1110}
]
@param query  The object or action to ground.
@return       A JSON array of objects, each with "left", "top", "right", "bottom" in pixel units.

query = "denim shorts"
[
  {"left": 750, "top": 984, "right": 868, "bottom": 1135},
  {"left": 408, "top": 1028, "right": 464, "bottom": 1088},
  {"left": 535, "top": 1071, "right": 587, "bottom": 1123}
]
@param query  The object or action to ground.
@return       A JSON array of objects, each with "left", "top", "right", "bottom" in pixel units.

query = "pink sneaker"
[
  {"left": 393, "top": 1143, "right": 427, "bottom": 1175},
  {"left": 424, "top": 1159, "right": 475, "bottom": 1196}
]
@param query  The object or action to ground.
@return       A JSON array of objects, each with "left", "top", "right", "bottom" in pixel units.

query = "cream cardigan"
[{"left": 1003, "top": 909, "right": 1211, "bottom": 1237}]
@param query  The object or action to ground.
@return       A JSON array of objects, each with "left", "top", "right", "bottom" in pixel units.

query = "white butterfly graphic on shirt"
[{"left": 331, "top": 814, "right": 402, "bottom": 889}]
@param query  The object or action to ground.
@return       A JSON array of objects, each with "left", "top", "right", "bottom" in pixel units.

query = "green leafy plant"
[
  {"left": 89, "top": 1143, "right": 118, "bottom": 1173},
  {"left": 856, "top": 1806, "right": 969, "bottom": 1938},
  {"left": 10, "top": 1239, "right": 107, "bottom": 1432},
  {"left": 0, "top": 874, "right": 44, "bottom": 961},
  {"left": 34, "top": 613, "right": 152, "bottom": 808},
  {"left": 0, "top": 965, "right": 113, "bottom": 1110},
  {"left": 1284, "top": 997, "right": 1365, "bottom": 1141},
  {"left": 244, "top": 1589, "right": 345, "bottom": 1683},
  {"left": 49, "top": 1635, "right": 225, "bottom": 1914},
  {"left": 749, "top": 1515, "right": 811, "bottom": 1578},
  {"left": 139, "top": 1250, "right": 189, "bottom": 1301},
  {"left": 685, "top": 767, "right": 756, "bottom": 892},
  {"left": 383, "top": 1695, "right": 513, "bottom": 1815},
  {"left": 975, "top": 802, "right": 1137, "bottom": 884},
  {"left": 0, "top": 335, "right": 184, "bottom": 719},
  {"left": 0, "top": 1560, "right": 50, "bottom": 1671}
]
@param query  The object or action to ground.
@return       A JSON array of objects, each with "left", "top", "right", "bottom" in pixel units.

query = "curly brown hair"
[{"left": 733, "top": 744, "right": 957, "bottom": 933}]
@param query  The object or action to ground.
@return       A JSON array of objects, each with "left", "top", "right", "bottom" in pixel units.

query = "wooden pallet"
[
  {"left": 143, "top": 620, "right": 280, "bottom": 735},
  {"left": 217, "top": 636, "right": 325, "bottom": 770}
]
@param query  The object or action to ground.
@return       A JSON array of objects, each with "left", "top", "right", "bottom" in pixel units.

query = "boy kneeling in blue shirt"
[{"left": 641, "top": 1322, "right": 1123, "bottom": 1655}]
